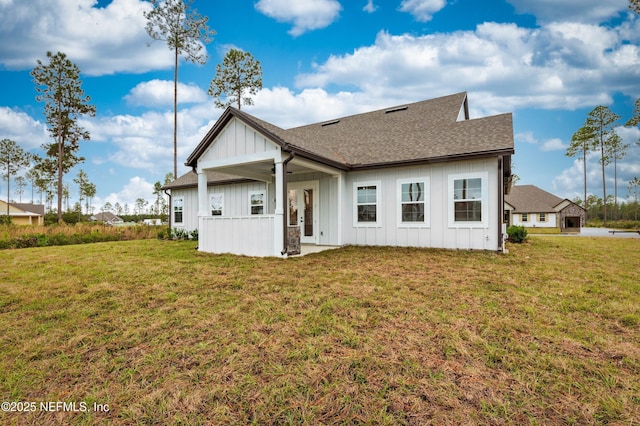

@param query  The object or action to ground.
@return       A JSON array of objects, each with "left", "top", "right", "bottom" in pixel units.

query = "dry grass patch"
[{"left": 0, "top": 237, "right": 639, "bottom": 424}]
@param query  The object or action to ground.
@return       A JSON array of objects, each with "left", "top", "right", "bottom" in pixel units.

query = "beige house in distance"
[
  {"left": 0, "top": 199, "right": 45, "bottom": 225},
  {"left": 504, "top": 185, "right": 585, "bottom": 232}
]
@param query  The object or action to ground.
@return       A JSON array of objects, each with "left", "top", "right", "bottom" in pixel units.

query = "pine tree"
[
  {"left": 31, "top": 51, "right": 96, "bottom": 223},
  {"left": 0, "top": 138, "right": 32, "bottom": 216},
  {"left": 583, "top": 106, "right": 620, "bottom": 225},
  {"left": 144, "top": 0, "right": 215, "bottom": 179},
  {"left": 605, "top": 133, "right": 629, "bottom": 220},
  {"left": 209, "top": 49, "right": 262, "bottom": 110},
  {"left": 566, "top": 126, "right": 596, "bottom": 214}
]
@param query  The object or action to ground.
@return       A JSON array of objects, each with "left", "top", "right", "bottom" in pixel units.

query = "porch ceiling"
[{"left": 203, "top": 158, "right": 339, "bottom": 183}]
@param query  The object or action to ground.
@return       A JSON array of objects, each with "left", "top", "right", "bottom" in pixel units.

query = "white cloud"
[
  {"left": 363, "top": 0, "right": 377, "bottom": 13},
  {"left": 506, "top": 0, "right": 628, "bottom": 24},
  {"left": 294, "top": 19, "right": 639, "bottom": 114},
  {"left": 0, "top": 0, "right": 174, "bottom": 75},
  {"left": 515, "top": 132, "right": 566, "bottom": 152},
  {"left": 124, "top": 79, "right": 208, "bottom": 107},
  {"left": 540, "top": 138, "right": 566, "bottom": 151},
  {"left": 84, "top": 101, "right": 220, "bottom": 177},
  {"left": 515, "top": 131, "right": 537, "bottom": 145},
  {"left": 0, "top": 107, "right": 48, "bottom": 150},
  {"left": 399, "top": 0, "right": 447, "bottom": 22},
  {"left": 244, "top": 86, "right": 386, "bottom": 128},
  {"left": 254, "top": 0, "right": 342, "bottom": 36},
  {"left": 619, "top": 125, "right": 640, "bottom": 145},
  {"left": 95, "top": 176, "right": 155, "bottom": 211}
]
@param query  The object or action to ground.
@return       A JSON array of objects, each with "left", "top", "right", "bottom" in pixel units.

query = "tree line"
[
  {"left": 1, "top": 0, "right": 263, "bottom": 225},
  {"left": 566, "top": 101, "right": 640, "bottom": 225}
]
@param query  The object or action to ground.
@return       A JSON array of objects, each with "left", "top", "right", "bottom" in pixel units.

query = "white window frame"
[
  {"left": 448, "top": 172, "right": 488, "bottom": 228},
  {"left": 521, "top": 213, "right": 529, "bottom": 222},
  {"left": 173, "top": 197, "right": 184, "bottom": 224},
  {"left": 353, "top": 181, "right": 381, "bottom": 227},
  {"left": 539, "top": 213, "right": 546, "bottom": 222},
  {"left": 210, "top": 193, "right": 224, "bottom": 216},
  {"left": 249, "top": 190, "right": 266, "bottom": 215},
  {"left": 397, "top": 177, "right": 430, "bottom": 228}
]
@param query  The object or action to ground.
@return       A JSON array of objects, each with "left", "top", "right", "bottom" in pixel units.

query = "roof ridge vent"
[
  {"left": 385, "top": 105, "right": 408, "bottom": 114},
  {"left": 321, "top": 119, "right": 340, "bottom": 127}
]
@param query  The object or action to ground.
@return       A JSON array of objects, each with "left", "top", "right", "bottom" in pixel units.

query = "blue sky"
[{"left": 1, "top": 0, "right": 639, "bottom": 211}]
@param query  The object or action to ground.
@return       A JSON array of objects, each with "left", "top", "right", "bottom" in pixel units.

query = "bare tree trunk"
[
  {"left": 599, "top": 129, "right": 607, "bottom": 226},
  {"left": 614, "top": 156, "right": 618, "bottom": 221},
  {"left": 173, "top": 45, "right": 178, "bottom": 180},
  {"left": 57, "top": 100, "right": 64, "bottom": 224},
  {"left": 5, "top": 170, "right": 9, "bottom": 216},
  {"left": 582, "top": 150, "right": 587, "bottom": 219}
]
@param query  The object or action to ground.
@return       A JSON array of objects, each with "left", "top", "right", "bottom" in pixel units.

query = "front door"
[{"left": 288, "top": 181, "right": 319, "bottom": 244}]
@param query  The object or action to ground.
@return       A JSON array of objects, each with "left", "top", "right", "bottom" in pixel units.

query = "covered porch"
[{"left": 196, "top": 149, "right": 344, "bottom": 257}]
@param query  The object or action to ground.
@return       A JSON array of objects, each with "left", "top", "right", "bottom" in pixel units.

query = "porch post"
[
  {"left": 197, "top": 171, "right": 208, "bottom": 217},
  {"left": 274, "top": 158, "right": 285, "bottom": 256}
]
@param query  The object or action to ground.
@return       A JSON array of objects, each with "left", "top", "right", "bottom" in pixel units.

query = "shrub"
[
  {"left": 171, "top": 228, "right": 188, "bottom": 240},
  {"left": 507, "top": 225, "right": 528, "bottom": 243},
  {"left": 0, "top": 223, "right": 165, "bottom": 250}
]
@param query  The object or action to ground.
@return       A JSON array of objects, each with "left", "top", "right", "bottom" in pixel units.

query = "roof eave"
[
  {"left": 163, "top": 177, "right": 257, "bottom": 191},
  {"left": 347, "top": 148, "right": 514, "bottom": 170}
]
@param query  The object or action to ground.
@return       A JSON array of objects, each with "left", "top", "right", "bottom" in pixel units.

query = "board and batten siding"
[
  {"left": 172, "top": 181, "right": 272, "bottom": 231},
  {"left": 171, "top": 187, "right": 199, "bottom": 232},
  {"left": 342, "top": 159, "right": 501, "bottom": 251},
  {"left": 208, "top": 181, "right": 274, "bottom": 217},
  {"left": 198, "top": 118, "right": 279, "bottom": 164},
  {"left": 288, "top": 171, "right": 341, "bottom": 246}
]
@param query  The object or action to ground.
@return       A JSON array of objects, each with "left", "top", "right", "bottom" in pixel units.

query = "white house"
[{"left": 164, "top": 92, "right": 514, "bottom": 257}]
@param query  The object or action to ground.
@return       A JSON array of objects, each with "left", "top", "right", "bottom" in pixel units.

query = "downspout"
[
  {"left": 281, "top": 149, "right": 295, "bottom": 256},
  {"left": 497, "top": 155, "right": 505, "bottom": 253},
  {"left": 164, "top": 188, "right": 172, "bottom": 231}
]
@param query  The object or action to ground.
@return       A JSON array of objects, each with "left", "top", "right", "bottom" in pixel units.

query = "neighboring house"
[
  {"left": 89, "top": 211, "right": 124, "bottom": 225},
  {"left": 0, "top": 200, "right": 45, "bottom": 225},
  {"left": 164, "top": 92, "right": 514, "bottom": 257},
  {"left": 504, "top": 185, "right": 585, "bottom": 232}
]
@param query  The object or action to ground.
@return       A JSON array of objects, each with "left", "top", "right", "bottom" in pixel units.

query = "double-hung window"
[
  {"left": 521, "top": 213, "right": 528, "bottom": 222},
  {"left": 354, "top": 181, "right": 380, "bottom": 226},
  {"left": 448, "top": 172, "right": 488, "bottom": 227},
  {"left": 211, "top": 193, "right": 223, "bottom": 216},
  {"left": 249, "top": 191, "right": 266, "bottom": 215},
  {"left": 398, "top": 178, "right": 429, "bottom": 227},
  {"left": 173, "top": 197, "right": 184, "bottom": 223}
]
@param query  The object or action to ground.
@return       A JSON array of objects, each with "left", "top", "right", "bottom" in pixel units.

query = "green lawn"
[{"left": 0, "top": 237, "right": 639, "bottom": 424}]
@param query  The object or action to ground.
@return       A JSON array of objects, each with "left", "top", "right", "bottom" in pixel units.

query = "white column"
[
  {"left": 273, "top": 159, "right": 285, "bottom": 256},
  {"left": 197, "top": 170, "right": 208, "bottom": 217},
  {"left": 336, "top": 172, "right": 344, "bottom": 246}
]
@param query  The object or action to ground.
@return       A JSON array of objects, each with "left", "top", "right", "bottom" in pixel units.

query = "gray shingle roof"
[
  {"left": 505, "top": 185, "right": 565, "bottom": 213},
  {"left": 90, "top": 212, "right": 123, "bottom": 222},
  {"left": 286, "top": 92, "right": 513, "bottom": 166},
  {"left": 12, "top": 203, "right": 45, "bottom": 216},
  {"left": 163, "top": 170, "right": 251, "bottom": 190},
  {"left": 179, "top": 92, "right": 514, "bottom": 187}
]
